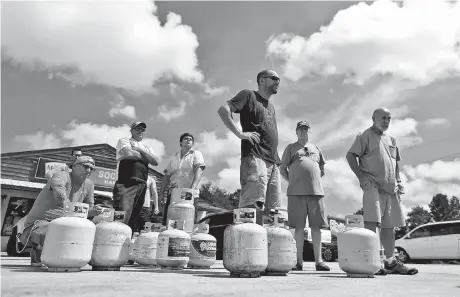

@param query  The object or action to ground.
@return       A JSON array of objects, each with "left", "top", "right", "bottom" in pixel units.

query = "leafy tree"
[
  {"left": 354, "top": 207, "right": 364, "bottom": 216},
  {"left": 199, "top": 182, "right": 238, "bottom": 210},
  {"left": 429, "top": 193, "right": 451, "bottom": 222},
  {"left": 446, "top": 196, "right": 460, "bottom": 221},
  {"left": 406, "top": 205, "right": 432, "bottom": 229}
]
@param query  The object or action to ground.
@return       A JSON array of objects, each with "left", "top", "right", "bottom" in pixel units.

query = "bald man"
[
  {"left": 346, "top": 107, "right": 418, "bottom": 275},
  {"left": 218, "top": 69, "right": 282, "bottom": 225}
]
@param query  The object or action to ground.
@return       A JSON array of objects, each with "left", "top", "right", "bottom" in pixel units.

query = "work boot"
[
  {"left": 384, "top": 258, "right": 418, "bottom": 275},
  {"left": 30, "top": 247, "right": 42, "bottom": 267}
]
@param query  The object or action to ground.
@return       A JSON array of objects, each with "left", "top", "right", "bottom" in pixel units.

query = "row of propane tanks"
[{"left": 39, "top": 204, "right": 385, "bottom": 278}]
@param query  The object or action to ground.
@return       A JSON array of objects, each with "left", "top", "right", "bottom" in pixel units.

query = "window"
[
  {"left": 448, "top": 222, "right": 460, "bottom": 235},
  {"left": 409, "top": 226, "right": 431, "bottom": 239},
  {"left": 430, "top": 224, "right": 451, "bottom": 236}
]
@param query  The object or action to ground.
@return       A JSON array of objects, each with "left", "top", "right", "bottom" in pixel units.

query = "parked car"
[
  {"left": 198, "top": 211, "right": 336, "bottom": 261},
  {"left": 395, "top": 220, "right": 460, "bottom": 263}
]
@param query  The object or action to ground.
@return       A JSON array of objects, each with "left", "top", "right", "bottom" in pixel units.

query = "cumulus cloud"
[
  {"left": 157, "top": 101, "right": 187, "bottom": 122},
  {"left": 14, "top": 121, "right": 166, "bottom": 159},
  {"left": 109, "top": 94, "right": 136, "bottom": 119},
  {"left": 424, "top": 118, "right": 450, "bottom": 128},
  {"left": 267, "top": 0, "right": 460, "bottom": 85},
  {"left": 389, "top": 118, "right": 423, "bottom": 148},
  {"left": 1, "top": 1, "right": 203, "bottom": 92}
]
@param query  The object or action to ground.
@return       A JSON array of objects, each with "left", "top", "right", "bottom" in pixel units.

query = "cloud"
[
  {"left": 108, "top": 94, "right": 136, "bottom": 119},
  {"left": 1, "top": 1, "right": 203, "bottom": 92},
  {"left": 14, "top": 121, "right": 166, "bottom": 159},
  {"left": 389, "top": 118, "right": 423, "bottom": 148},
  {"left": 157, "top": 101, "right": 187, "bottom": 122},
  {"left": 267, "top": 0, "right": 460, "bottom": 85},
  {"left": 424, "top": 118, "right": 450, "bottom": 128}
]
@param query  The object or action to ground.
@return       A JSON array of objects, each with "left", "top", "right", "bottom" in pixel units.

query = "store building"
[{"left": 0, "top": 143, "right": 165, "bottom": 252}]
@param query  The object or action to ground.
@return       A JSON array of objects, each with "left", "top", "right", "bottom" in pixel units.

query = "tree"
[
  {"left": 406, "top": 205, "right": 432, "bottom": 229},
  {"left": 429, "top": 193, "right": 450, "bottom": 222},
  {"left": 446, "top": 196, "right": 460, "bottom": 221},
  {"left": 354, "top": 207, "right": 364, "bottom": 216},
  {"left": 199, "top": 182, "right": 239, "bottom": 210}
]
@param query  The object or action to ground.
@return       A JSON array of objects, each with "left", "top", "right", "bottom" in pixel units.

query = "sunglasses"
[
  {"left": 133, "top": 127, "right": 145, "bottom": 132},
  {"left": 263, "top": 76, "right": 281, "bottom": 82},
  {"left": 78, "top": 163, "right": 95, "bottom": 172}
]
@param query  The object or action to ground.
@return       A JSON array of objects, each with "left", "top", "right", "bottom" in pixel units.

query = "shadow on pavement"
[{"left": 1, "top": 264, "right": 55, "bottom": 273}]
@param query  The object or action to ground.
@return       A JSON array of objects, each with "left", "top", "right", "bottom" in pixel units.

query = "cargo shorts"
[
  {"left": 239, "top": 155, "right": 282, "bottom": 217},
  {"left": 363, "top": 185, "right": 405, "bottom": 228}
]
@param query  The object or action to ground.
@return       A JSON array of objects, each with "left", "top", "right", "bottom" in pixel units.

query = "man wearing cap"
[
  {"left": 113, "top": 121, "right": 160, "bottom": 233},
  {"left": 44, "top": 147, "right": 83, "bottom": 181},
  {"left": 19, "top": 156, "right": 103, "bottom": 266},
  {"left": 217, "top": 69, "right": 282, "bottom": 225},
  {"left": 280, "top": 121, "right": 330, "bottom": 271}
]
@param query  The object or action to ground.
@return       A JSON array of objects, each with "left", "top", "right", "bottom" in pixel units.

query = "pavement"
[{"left": 1, "top": 255, "right": 459, "bottom": 297}]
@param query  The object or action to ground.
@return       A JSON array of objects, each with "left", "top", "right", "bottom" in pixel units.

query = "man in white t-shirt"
[{"left": 113, "top": 121, "right": 160, "bottom": 232}]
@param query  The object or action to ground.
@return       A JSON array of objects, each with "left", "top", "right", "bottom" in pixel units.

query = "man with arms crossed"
[
  {"left": 218, "top": 69, "right": 282, "bottom": 225},
  {"left": 346, "top": 107, "right": 418, "bottom": 275},
  {"left": 280, "top": 120, "right": 330, "bottom": 271},
  {"left": 113, "top": 121, "right": 160, "bottom": 233}
]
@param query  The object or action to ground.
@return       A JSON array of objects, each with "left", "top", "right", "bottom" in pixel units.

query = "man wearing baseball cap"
[
  {"left": 280, "top": 120, "right": 330, "bottom": 271},
  {"left": 19, "top": 156, "right": 104, "bottom": 267},
  {"left": 113, "top": 121, "right": 160, "bottom": 233}
]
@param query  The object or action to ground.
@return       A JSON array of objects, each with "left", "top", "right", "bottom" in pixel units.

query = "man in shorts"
[
  {"left": 346, "top": 107, "right": 418, "bottom": 275},
  {"left": 217, "top": 69, "right": 282, "bottom": 225},
  {"left": 280, "top": 120, "right": 330, "bottom": 271}
]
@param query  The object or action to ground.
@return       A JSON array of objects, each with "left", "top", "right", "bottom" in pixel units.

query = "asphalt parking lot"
[{"left": 1, "top": 254, "right": 459, "bottom": 297}]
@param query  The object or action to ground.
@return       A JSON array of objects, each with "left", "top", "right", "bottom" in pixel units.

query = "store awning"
[{"left": 1, "top": 178, "right": 113, "bottom": 199}]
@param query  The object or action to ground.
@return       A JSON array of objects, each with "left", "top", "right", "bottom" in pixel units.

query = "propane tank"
[
  {"left": 265, "top": 211, "right": 296, "bottom": 276},
  {"left": 223, "top": 208, "right": 268, "bottom": 278},
  {"left": 338, "top": 215, "right": 381, "bottom": 278},
  {"left": 167, "top": 188, "right": 196, "bottom": 234},
  {"left": 156, "top": 220, "right": 191, "bottom": 270},
  {"left": 188, "top": 223, "right": 217, "bottom": 269},
  {"left": 41, "top": 202, "right": 96, "bottom": 272},
  {"left": 90, "top": 219, "right": 132, "bottom": 271},
  {"left": 136, "top": 222, "right": 161, "bottom": 266}
]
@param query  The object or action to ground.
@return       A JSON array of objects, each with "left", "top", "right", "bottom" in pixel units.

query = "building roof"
[{"left": 1, "top": 178, "right": 113, "bottom": 198}]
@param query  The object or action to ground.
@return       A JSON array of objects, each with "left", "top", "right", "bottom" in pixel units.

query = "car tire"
[
  {"left": 396, "top": 248, "right": 410, "bottom": 263},
  {"left": 322, "top": 247, "right": 336, "bottom": 262}
]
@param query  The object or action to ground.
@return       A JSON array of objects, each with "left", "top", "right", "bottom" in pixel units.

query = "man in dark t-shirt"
[{"left": 217, "top": 69, "right": 282, "bottom": 225}]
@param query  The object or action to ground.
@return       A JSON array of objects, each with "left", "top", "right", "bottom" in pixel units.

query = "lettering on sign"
[
  {"left": 191, "top": 240, "right": 216, "bottom": 258},
  {"left": 167, "top": 237, "right": 190, "bottom": 257}
]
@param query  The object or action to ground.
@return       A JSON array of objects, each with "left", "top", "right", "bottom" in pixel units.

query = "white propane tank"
[
  {"left": 338, "top": 215, "right": 381, "bottom": 278},
  {"left": 129, "top": 232, "right": 140, "bottom": 264},
  {"left": 167, "top": 188, "right": 196, "bottom": 234},
  {"left": 188, "top": 223, "right": 217, "bottom": 269},
  {"left": 90, "top": 219, "right": 132, "bottom": 271},
  {"left": 266, "top": 212, "right": 296, "bottom": 276},
  {"left": 156, "top": 220, "right": 191, "bottom": 270},
  {"left": 223, "top": 208, "right": 268, "bottom": 278},
  {"left": 41, "top": 202, "right": 96, "bottom": 272},
  {"left": 136, "top": 223, "right": 161, "bottom": 266}
]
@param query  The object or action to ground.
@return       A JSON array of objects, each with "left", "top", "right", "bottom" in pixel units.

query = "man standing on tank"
[
  {"left": 218, "top": 69, "right": 282, "bottom": 225},
  {"left": 113, "top": 121, "right": 160, "bottom": 233}
]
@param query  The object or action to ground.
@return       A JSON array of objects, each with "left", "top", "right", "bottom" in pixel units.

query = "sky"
[{"left": 2, "top": 0, "right": 460, "bottom": 218}]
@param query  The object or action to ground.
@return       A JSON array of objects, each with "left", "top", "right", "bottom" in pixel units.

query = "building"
[{"left": 0, "top": 143, "right": 227, "bottom": 253}]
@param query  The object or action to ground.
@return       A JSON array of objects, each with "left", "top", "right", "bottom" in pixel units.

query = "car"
[{"left": 395, "top": 220, "right": 460, "bottom": 263}]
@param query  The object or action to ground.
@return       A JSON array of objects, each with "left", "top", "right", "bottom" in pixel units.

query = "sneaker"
[
  {"left": 292, "top": 263, "right": 303, "bottom": 271},
  {"left": 315, "top": 262, "right": 331, "bottom": 271},
  {"left": 30, "top": 247, "right": 42, "bottom": 267},
  {"left": 384, "top": 258, "right": 418, "bottom": 275},
  {"left": 374, "top": 268, "right": 388, "bottom": 276}
]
